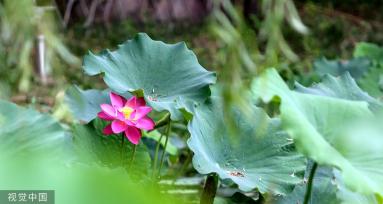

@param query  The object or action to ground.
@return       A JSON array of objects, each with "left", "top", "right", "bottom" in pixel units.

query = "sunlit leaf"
[
  {"left": 334, "top": 170, "right": 380, "bottom": 204},
  {"left": 252, "top": 68, "right": 383, "bottom": 196}
]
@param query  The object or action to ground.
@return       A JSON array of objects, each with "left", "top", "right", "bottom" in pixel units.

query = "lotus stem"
[
  {"left": 200, "top": 173, "right": 219, "bottom": 204},
  {"left": 157, "top": 118, "right": 171, "bottom": 178},
  {"left": 172, "top": 149, "right": 192, "bottom": 184},
  {"left": 152, "top": 133, "right": 164, "bottom": 178},
  {"left": 303, "top": 162, "right": 318, "bottom": 204},
  {"left": 128, "top": 144, "right": 137, "bottom": 170},
  {"left": 120, "top": 134, "right": 125, "bottom": 164}
]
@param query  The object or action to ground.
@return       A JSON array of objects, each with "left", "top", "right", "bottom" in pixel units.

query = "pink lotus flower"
[{"left": 97, "top": 92, "right": 155, "bottom": 144}]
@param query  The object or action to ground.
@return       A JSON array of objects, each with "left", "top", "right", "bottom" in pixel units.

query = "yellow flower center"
[{"left": 120, "top": 106, "right": 133, "bottom": 119}]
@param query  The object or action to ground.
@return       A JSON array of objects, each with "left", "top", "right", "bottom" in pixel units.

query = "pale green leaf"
[{"left": 252, "top": 68, "right": 383, "bottom": 196}]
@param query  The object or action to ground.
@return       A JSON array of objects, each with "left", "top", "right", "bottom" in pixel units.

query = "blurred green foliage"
[
  {"left": 0, "top": 99, "right": 185, "bottom": 204},
  {"left": 0, "top": 0, "right": 79, "bottom": 99}
]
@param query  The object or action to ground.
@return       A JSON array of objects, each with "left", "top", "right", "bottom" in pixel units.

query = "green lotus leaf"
[
  {"left": 314, "top": 57, "right": 370, "bottom": 79},
  {"left": 65, "top": 86, "right": 110, "bottom": 123},
  {"left": 187, "top": 93, "right": 306, "bottom": 194},
  {"left": 295, "top": 72, "right": 382, "bottom": 112},
  {"left": 83, "top": 33, "right": 216, "bottom": 120},
  {"left": 65, "top": 85, "right": 132, "bottom": 123},
  {"left": 252, "top": 68, "right": 383, "bottom": 196}
]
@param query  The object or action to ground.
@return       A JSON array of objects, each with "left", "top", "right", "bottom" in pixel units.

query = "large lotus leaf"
[
  {"left": 72, "top": 118, "right": 151, "bottom": 179},
  {"left": 83, "top": 33, "right": 216, "bottom": 120},
  {"left": 252, "top": 68, "right": 383, "bottom": 196},
  {"left": 295, "top": 72, "right": 382, "bottom": 112},
  {"left": 187, "top": 94, "right": 306, "bottom": 194},
  {"left": 314, "top": 57, "right": 370, "bottom": 79},
  {"left": 0, "top": 100, "right": 69, "bottom": 159},
  {"left": 274, "top": 164, "right": 340, "bottom": 204},
  {"left": 65, "top": 85, "right": 132, "bottom": 123}
]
